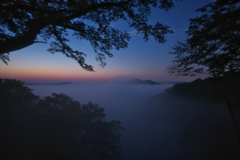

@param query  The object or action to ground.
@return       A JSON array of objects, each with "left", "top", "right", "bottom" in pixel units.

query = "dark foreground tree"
[
  {"left": 0, "top": 78, "right": 125, "bottom": 160},
  {"left": 179, "top": 114, "right": 240, "bottom": 160},
  {"left": 166, "top": 0, "right": 240, "bottom": 145},
  {"left": 0, "top": 0, "right": 175, "bottom": 71},
  {"left": 167, "top": 0, "right": 240, "bottom": 77}
]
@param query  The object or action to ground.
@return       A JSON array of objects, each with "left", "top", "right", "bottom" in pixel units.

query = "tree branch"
[
  {"left": 60, "top": 1, "right": 132, "bottom": 23},
  {"left": 0, "top": 25, "right": 45, "bottom": 55},
  {"left": 0, "top": 0, "right": 132, "bottom": 56},
  {"left": 222, "top": 90, "right": 240, "bottom": 151}
]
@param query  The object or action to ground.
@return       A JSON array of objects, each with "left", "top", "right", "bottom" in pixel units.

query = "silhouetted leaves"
[
  {"left": 0, "top": 0, "right": 175, "bottom": 71},
  {"left": 167, "top": 0, "right": 240, "bottom": 77},
  {"left": 0, "top": 78, "right": 125, "bottom": 160}
]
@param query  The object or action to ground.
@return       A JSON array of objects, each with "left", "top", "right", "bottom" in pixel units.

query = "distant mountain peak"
[{"left": 127, "top": 79, "right": 160, "bottom": 85}]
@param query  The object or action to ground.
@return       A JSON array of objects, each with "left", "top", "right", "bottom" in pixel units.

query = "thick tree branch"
[
  {"left": 0, "top": 0, "right": 175, "bottom": 71},
  {"left": 0, "top": 2, "right": 71, "bottom": 14},
  {"left": 0, "top": 1, "right": 132, "bottom": 56},
  {"left": 0, "top": 25, "right": 44, "bottom": 54},
  {"left": 60, "top": 1, "right": 132, "bottom": 23}
]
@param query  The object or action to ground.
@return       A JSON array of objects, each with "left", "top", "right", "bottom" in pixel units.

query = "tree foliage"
[
  {"left": 164, "top": 75, "right": 240, "bottom": 108},
  {"left": 0, "top": 0, "right": 175, "bottom": 71},
  {"left": 179, "top": 114, "right": 240, "bottom": 159},
  {"left": 0, "top": 78, "right": 125, "bottom": 160},
  {"left": 167, "top": 0, "right": 240, "bottom": 77}
]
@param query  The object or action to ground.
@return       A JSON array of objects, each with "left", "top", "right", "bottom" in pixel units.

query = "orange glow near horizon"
[
  {"left": 0, "top": 67, "right": 118, "bottom": 82},
  {"left": 0, "top": 62, "right": 205, "bottom": 83},
  {"left": 0, "top": 66, "right": 203, "bottom": 83}
]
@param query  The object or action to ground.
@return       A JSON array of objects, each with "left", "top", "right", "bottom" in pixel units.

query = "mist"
[
  {"left": 27, "top": 83, "right": 174, "bottom": 121},
  {"left": 26, "top": 82, "right": 240, "bottom": 160}
]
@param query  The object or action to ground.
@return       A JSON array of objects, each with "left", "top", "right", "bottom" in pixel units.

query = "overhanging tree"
[
  {"left": 166, "top": 0, "right": 240, "bottom": 149},
  {"left": 0, "top": 0, "right": 175, "bottom": 71},
  {"left": 167, "top": 0, "right": 240, "bottom": 77}
]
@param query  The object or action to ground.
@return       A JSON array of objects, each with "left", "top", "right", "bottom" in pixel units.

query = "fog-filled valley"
[
  {"left": 18, "top": 81, "right": 239, "bottom": 159},
  {"left": 1, "top": 0, "right": 240, "bottom": 159},
  {"left": 26, "top": 83, "right": 180, "bottom": 159},
  {"left": 27, "top": 82, "right": 174, "bottom": 121}
]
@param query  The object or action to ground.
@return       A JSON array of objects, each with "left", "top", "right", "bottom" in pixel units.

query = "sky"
[{"left": 0, "top": 0, "right": 213, "bottom": 83}]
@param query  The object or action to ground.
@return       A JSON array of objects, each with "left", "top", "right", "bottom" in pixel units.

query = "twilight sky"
[{"left": 0, "top": 0, "right": 213, "bottom": 83}]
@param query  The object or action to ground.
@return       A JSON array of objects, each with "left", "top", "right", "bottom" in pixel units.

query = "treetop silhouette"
[
  {"left": 0, "top": 78, "right": 125, "bottom": 160},
  {"left": 0, "top": 0, "right": 175, "bottom": 71},
  {"left": 167, "top": 0, "right": 240, "bottom": 77}
]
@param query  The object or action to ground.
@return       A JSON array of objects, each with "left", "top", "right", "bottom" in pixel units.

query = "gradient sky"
[{"left": 0, "top": 0, "right": 213, "bottom": 83}]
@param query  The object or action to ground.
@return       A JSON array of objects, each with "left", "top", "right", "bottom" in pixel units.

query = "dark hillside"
[{"left": 141, "top": 76, "right": 240, "bottom": 159}]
